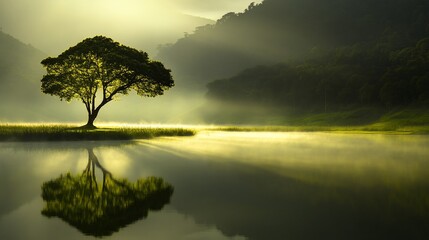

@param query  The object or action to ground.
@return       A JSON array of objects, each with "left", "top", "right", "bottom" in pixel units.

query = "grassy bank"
[
  {"left": 214, "top": 108, "right": 429, "bottom": 134},
  {"left": 2, "top": 107, "right": 428, "bottom": 141},
  {"left": 0, "top": 124, "right": 195, "bottom": 142},
  {"left": 215, "top": 125, "right": 429, "bottom": 134}
]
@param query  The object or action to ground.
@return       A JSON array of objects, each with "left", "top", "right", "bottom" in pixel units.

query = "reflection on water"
[
  {"left": 139, "top": 132, "right": 429, "bottom": 240},
  {"left": 1, "top": 132, "right": 429, "bottom": 239},
  {"left": 41, "top": 147, "right": 173, "bottom": 237}
]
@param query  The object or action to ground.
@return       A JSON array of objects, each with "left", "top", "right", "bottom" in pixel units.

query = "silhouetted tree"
[
  {"left": 41, "top": 147, "right": 173, "bottom": 237},
  {"left": 41, "top": 36, "right": 174, "bottom": 128}
]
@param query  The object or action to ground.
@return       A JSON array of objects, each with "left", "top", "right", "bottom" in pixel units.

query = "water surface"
[{"left": 1, "top": 131, "right": 429, "bottom": 239}]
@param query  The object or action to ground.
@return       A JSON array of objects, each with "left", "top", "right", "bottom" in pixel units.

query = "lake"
[{"left": 1, "top": 131, "right": 429, "bottom": 240}]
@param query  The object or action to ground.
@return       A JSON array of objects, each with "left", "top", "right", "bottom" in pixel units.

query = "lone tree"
[{"left": 41, "top": 36, "right": 174, "bottom": 128}]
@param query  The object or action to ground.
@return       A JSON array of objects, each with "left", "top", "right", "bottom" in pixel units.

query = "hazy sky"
[
  {"left": 0, "top": 0, "right": 262, "bottom": 55},
  {"left": 164, "top": 0, "right": 263, "bottom": 19}
]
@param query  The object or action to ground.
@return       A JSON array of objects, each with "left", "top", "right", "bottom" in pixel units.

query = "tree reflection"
[{"left": 41, "top": 147, "right": 173, "bottom": 237}]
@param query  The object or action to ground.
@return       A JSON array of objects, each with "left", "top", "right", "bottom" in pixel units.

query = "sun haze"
[{"left": 0, "top": 0, "right": 261, "bottom": 55}]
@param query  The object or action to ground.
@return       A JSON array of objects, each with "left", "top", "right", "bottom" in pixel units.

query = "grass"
[
  {"left": 215, "top": 125, "right": 429, "bottom": 134},
  {"left": 214, "top": 108, "right": 429, "bottom": 134},
  {"left": 2, "top": 107, "right": 428, "bottom": 141},
  {"left": 0, "top": 124, "right": 196, "bottom": 142}
]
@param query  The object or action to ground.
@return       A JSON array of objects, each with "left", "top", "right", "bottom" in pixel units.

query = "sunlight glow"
[
  {"left": 33, "top": 151, "right": 86, "bottom": 177},
  {"left": 95, "top": 148, "right": 131, "bottom": 177},
  {"left": 142, "top": 131, "right": 429, "bottom": 189},
  {"left": 97, "top": 122, "right": 218, "bottom": 130},
  {"left": 0, "top": 0, "right": 260, "bottom": 55}
]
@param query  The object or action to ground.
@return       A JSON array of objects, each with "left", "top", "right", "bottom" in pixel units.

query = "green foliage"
[
  {"left": 41, "top": 36, "right": 174, "bottom": 127},
  {"left": 203, "top": 37, "right": 429, "bottom": 124},
  {"left": 376, "top": 109, "right": 429, "bottom": 127},
  {"left": 41, "top": 154, "right": 173, "bottom": 237}
]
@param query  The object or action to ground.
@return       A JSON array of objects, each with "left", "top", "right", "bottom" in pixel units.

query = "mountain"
[
  {"left": 0, "top": 31, "right": 86, "bottom": 122},
  {"left": 202, "top": 38, "right": 429, "bottom": 124},
  {"left": 3, "top": 0, "right": 429, "bottom": 124},
  {"left": 157, "top": 0, "right": 429, "bottom": 90},
  {"left": 155, "top": 0, "right": 429, "bottom": 124},
  {"left": 0, "top": 31, "right": 45, "bottom": 119},
  {"left": 0, "top": 31, "right": 45, "bottom": 93}
]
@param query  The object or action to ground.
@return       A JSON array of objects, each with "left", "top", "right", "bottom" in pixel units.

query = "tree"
[
  {"left": 41, "top": 147, "right": 173, "bottom": 237},
  {"left": 41, "top": 36, "right": 174, "bottom": 128}
]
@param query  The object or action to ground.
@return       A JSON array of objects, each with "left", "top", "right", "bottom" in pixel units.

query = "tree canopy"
[{"left": 41, "top": 36, "right": 174, "bottom": 128}]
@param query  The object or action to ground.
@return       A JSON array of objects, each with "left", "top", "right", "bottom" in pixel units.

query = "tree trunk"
[
  {"left": 83, "top": 110, "right": 99, "bottom": 129},
  {"left": 82, "top": 98, "right": 108, "bottom": 129},
  {"left": 87, "top": 148, "right": 112, "bottom": 192}
]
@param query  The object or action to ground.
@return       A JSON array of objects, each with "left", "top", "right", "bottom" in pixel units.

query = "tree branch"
[
  {"left": 91, "top": 87, "right": 97, "bottom": 113},
  {"left": 82, "top": 98, "right": 91, "bottom": 114},
  {"left": 106, "top": 81, "right": 135, "bottom": 101}
]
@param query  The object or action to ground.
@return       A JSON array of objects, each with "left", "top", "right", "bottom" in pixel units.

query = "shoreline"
[
  {"left": 1, "top": 123, "right": 428, "bottom": 142},
  {"left": 0, "top": 124, "right": 196, "bottom": 142}
]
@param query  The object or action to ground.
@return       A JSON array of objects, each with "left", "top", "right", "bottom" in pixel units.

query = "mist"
[
  {"left": 1, "top": 1, "right": 429, "bottom": 238},
  {"left": 1, "top": 0, "right": 428, "bottom": 125},
  {"left": 0, "top": 0, "right": 260, "bottom": 123},
  {"left": 157, "top": 0, "right": 429, "bottom": 124},
  {"left": 0, "top": 0, "right": 260, "bottom": 55}
]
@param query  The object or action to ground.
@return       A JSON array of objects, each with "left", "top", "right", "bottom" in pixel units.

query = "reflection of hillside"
[{"left": 41, "top": 148, "right": 173, "bottom": 237}]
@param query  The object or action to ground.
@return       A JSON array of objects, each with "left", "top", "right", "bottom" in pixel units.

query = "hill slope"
[
  {"left": 0, "top": 31, "right": 85, "bottom": 121},
  {"left": 0, "top": 31, "right": 45, "bottom": 98},
  {"left": 0, "top": 31, "right": 46, "bottom": 119},
  {"left": 156, "top": 0, "right": 429, "bottom": 124},
  {"left": 158, "top": 0, "right": 429, "bottom": 90}
]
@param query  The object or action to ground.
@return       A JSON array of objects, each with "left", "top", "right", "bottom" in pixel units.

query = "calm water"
[{"left": 1, "top": 131, "right": 429, "bottom": 240}]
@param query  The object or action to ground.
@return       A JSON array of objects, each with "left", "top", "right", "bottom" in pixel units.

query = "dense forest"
[
  {"left": 158, "top": 0, "right": 429, "bottom": 86},
  {"left": 203, "top": 38, "right": 429, "bottom": 123},
  {"left": 157, "top": 0, "right": 429, "bottom": 123}
]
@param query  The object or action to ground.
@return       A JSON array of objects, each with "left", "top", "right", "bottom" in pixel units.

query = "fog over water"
[{"left": 1, "top": 132, "right": 429, "bottom": 239}]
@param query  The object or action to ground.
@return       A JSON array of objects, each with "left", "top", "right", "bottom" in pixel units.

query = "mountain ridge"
[
  {"left": 157, "top": 0, "right": 429, "bottom": 90},
  {"left": 156, "top": 0, "right": 429, "bottom": 124}
]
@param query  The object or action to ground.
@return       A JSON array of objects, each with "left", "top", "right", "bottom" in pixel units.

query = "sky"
[{"left": 0, "top": 0, "right": 262, "bottom": 55}]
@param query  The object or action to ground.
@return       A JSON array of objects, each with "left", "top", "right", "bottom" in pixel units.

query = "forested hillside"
[
  {"left": 157, "top": 0, "right": 429, "bottom": 124},
  {"left": 203, "top": 38, "right": 429, "bottom": 123},
  {"left": 158, "top": 0, "right": 429, "bottom": 89}
]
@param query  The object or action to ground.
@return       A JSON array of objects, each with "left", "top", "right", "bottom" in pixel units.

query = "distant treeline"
[{"left": 206, "top": 37, "right": 429, "bottom": 114}]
